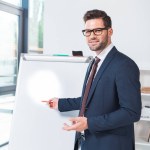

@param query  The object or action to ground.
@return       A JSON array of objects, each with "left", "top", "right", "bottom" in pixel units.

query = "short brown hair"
[{"left": 83, "top": 9, "right": 112, "bottom": 28}]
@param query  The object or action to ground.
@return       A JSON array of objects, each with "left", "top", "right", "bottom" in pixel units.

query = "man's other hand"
[{"left": 63, "top": 117, "right": 88, "bottom": 132}]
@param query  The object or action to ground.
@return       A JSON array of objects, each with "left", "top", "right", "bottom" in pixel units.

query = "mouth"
[{"left": 89, "top": 41, "right": 99, "bottom": 46}]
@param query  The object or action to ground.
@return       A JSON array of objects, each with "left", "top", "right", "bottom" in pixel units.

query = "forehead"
[{"left": 85, "top": 18, "right": 105, "bottom": 29}]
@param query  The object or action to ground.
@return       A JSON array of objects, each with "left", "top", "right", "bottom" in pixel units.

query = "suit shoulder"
[
  {"left": 111, "top": 49, "right": 140, "bottom": 73},
  {"left": 115, "top": 50, "right": 139, "bottom": 68}
]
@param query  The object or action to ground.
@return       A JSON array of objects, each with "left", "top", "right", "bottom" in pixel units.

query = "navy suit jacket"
[{"left": 58, "top": 47, "right": 141, "bottom": 150}]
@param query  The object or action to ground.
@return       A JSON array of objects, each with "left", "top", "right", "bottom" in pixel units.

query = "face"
[{"left": 84, "top": 18, "right": 113, "bottom": 55}]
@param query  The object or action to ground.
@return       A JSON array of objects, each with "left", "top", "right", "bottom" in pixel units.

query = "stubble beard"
[{"left": 88, "top": 34, "right": 109, "bottom": 52}]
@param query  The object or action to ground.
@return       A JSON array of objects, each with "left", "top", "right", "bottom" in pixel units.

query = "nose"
[{"left": 89, "top": 31, "right": 96, "bottom": 38}]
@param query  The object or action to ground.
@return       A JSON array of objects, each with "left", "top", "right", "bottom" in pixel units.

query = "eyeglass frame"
[{"left": 82, "top": 27, "right": 109, "bottom": 37}]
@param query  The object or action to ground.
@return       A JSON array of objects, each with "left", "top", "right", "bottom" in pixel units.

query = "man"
[{"left": 43, "top": 9, "right": 141, "bottom": 150}]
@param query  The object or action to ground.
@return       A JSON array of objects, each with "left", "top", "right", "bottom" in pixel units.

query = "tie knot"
[{"left": 95, "top": 57, "right": 100, "bottom": 64}]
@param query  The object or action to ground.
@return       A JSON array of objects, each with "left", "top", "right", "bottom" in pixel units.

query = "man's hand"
[
  {"left": 63, "top": 117, "right": 88, "bottom": 132},
  {"left": 42, "top": 97, "right": 59, "bottom": 109}
]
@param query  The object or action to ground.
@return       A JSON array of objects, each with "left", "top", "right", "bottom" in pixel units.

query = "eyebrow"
[{"left": 84, "top": 27, "right": 107, "bottom": 30}]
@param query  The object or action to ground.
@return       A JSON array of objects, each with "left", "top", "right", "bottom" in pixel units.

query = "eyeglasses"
[{"left": 82, "top": 27, "right": 108, "bottom": 37}]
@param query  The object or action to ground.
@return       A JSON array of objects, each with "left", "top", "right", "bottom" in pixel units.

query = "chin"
[{"left": 90, "top": 47, "right": 100, "bottom": 51}]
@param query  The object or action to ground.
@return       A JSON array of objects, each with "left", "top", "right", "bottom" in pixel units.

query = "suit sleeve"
[
  {"left": 87, "top": 59, "right": 142, "bottom": 133},
  {"left": 58, "top": 97, "right": 81, "bottom": 112}
]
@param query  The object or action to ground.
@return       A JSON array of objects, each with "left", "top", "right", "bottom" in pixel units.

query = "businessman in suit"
[{"left": 44, "top": 9, "right": 141, "bottom": 150}]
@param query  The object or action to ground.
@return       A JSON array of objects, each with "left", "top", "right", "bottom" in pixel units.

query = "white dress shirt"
[{"left": 95, "top": 43, "right": 114, "bottom": 75}]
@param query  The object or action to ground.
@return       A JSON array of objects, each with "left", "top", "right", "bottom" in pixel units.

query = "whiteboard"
[{"left": 8, "top": 54, "right": 91, "bottom": 150}]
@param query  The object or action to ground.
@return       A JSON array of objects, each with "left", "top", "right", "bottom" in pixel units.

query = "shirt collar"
[{"left": 96, "top": 43, "right": 114, "bottom": 60}]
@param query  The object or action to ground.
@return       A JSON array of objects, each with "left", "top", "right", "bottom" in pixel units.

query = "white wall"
[{"left": 44, "top": 0, "right": 150, "bottom": 69}]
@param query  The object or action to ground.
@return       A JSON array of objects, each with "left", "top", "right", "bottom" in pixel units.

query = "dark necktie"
[{"left": 79, "top": 57, "right": 100, "bottom": 116}]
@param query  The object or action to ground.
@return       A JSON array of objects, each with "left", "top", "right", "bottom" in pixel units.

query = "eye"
[
  {"left": 94, "top": 29, "right": 102, "bottom": 33},
  {"left": 83, "top": 30, "right": 91, "bottom": 36},
  {"left": 85, "top": 30, "right": 91, "bottom": 34}
]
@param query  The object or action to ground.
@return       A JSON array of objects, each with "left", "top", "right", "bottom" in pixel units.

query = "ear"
[{"left": 108, "top": 28, "right": 113, "bottom": 36}]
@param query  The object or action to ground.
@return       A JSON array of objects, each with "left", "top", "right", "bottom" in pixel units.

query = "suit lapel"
[{"left": 85, "top": 47, "right": 118, "bottom": 106}]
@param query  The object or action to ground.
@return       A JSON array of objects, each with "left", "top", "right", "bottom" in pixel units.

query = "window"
[
  {"left": 0, "top": 11, "right": 18, "bottom": 88},
  {"left": 0, "top": 1, "right": 24, "bottom": 95},
  {"left": 0, "top": 0, "right": 24, "bottom": 147},
  {"left": 28, "top": 0, "right": 44, "bottom": 53},
  {"left": 1, "top": 0, "right": 21, "bottom": 6}
]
